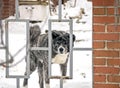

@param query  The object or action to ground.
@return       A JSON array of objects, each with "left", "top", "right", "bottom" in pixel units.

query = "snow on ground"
[{"left": 0, "top": 0, "right": 92, "bottom": 88}]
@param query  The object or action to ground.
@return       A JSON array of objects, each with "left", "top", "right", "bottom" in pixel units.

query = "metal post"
[
  {"left": 60, "top": 79, "right": 63, "bottom": 88},
  {"left": 26, "top": 20, "right": 30, "bottom": 78},
  {"left": 5, "top": 20, "right": 9, "bottom": 78},
  {"left": 48, "top": 19, "right": 52, "bottom": 78},
  {"left": 16, "top": 78, "right": 20, "bottom": 88},
  {"left": 69, "top": 19, "right": 73, "bottom": 79},
  {"left": 15, "top": 0, "right": 20, "bottom": 19},
  {"left": 58, "top": 0, "right": 62, "bottom": 20}
]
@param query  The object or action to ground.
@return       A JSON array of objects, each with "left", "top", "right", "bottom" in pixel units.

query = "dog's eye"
[
  {"left": 56, "top": 41, "right": 60, "bottom": 44},
  {"left": 63, "top": 41, "right": 67, "bottom": 44}
]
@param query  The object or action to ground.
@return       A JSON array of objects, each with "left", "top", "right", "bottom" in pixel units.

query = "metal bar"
[
  {"left": 50, "top": 76, "right": 71, "bottom": 79},
  {"left": 69, "top": 19, "right": 73, "bottom": 79},
  {"left": 15, "top": 0, "right": 20, "bottom": 19},
  {"left": 74, "top": 0, "right": 77, "bottom": 7},
  {"left": 6, "top": 19, "right": 30, "bottom": 22},
  {"left": 0, "top": 46, "right": 6, "bottom": 49},
  {"left": 5, "top": 20, "right": 9, "bottom": 78},
  {"left": 49, "top": 19, "right": 70, "bottom": 22},
  {"left": 6, "top": 75, "right": 28, "bottom": 78},
  {"left": 48, "top": 19, "right": 52, "bottom": 78},
  {"left": 16, "top": 78, "right": 20, "bottom": 88},
  {"left": 60, "top": 79, "right": 63, "bottom": 88},
  {"left": 26, "top": 20, "right": 30, "bottom": 78},
  {"left": 30, "top": 47, "right": 48, "bottom": 51},
  {"left": 58, "top": 0, "right": 62, "bottom": 20},
  {"left": 73, "top": 48, "right": 93, "bottom": 51}
]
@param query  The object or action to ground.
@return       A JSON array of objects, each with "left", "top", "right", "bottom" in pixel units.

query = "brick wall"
[
  {"left": 93, "top": 0, "right": 120, "bottom": 88},
  {"left": 0, "top": 0, "right": 15, "bottom": 19}
]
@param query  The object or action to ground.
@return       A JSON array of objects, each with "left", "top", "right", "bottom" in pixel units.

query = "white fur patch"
[{"left": 52, "top": 53, "right": 68, "bottom": 64}]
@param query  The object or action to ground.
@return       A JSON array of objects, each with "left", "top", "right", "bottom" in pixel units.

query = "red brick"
[
  {"left": 93, "top": 25, "right": 105, "bottom": 32},
  {"left": 108, "top": 75, "right": 120, "bottom": 82},
  {"left": 117, "top": 8, "right": 120, "bottom": 15},
  {"left": 107, "top": 59, "right": 120, "bottom": 66},
  {"left": 107, "top": 8, "right": 114, "bottom": 15},
  {"left": 107, "top": 25, "right": 120, "bottom": 32},
  {"left": 93, "top": 16, "right": 115, "bottom": 24},
  {"left": 94, "top": 50, "right": 119, "bottom": 57},
  {"left": 94, "top": 84, "right": 119, "bottom": 88},
  {"left": 94, "top": 58, "right": 106, "bottom": 65},
  {"left": 93, "top": 8, "right": 105, "bottom": 15},
  {"left": 94, "top": 33, "right": 119, "bottom": 40},
  {"left": 93, "top": 0, "right": 114, "bottom": 6},
  {"left": 107, "top": 42, "right": 120, "bottom": 48},
  {"left": 94, "top": 75, "right": 106, "bottom": 82},
  {"left": 94, "top": 67, "right": 119, "bottom": 74},
  {"left": 93, "top": 41, "right": 105, "bottom": 49}
]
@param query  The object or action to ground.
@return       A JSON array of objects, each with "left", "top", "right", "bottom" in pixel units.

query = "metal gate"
[{"left": 0, "top": 0, "right": 93, "bottom": 88}]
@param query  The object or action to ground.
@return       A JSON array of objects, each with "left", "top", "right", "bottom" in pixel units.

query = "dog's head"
[{"left": 52, "top": 30, "right": 76, "bottom": 54}]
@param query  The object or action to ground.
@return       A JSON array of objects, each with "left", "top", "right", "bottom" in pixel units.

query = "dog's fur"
[{"left": 23, "top": 25, "right": 75, "bottom": 88}]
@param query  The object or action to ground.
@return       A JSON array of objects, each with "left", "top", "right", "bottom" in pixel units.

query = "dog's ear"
[
  {"left": 52, "top": 30, "right": 60, "bottom": 39},
  {"left": 65, "top": 33, "right": 76, "bottom": 42},
  {"left": 73, "top": 34, "right": 76, "bottom": 42}
]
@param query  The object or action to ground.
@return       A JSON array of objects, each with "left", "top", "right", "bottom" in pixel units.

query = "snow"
[{"left": 0, "top": 0, "right": 93, "bottom": 88}]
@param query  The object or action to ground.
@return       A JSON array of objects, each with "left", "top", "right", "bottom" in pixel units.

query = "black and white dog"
[{"left": 23, "top": 25, "right": 75, "bottom": 88}]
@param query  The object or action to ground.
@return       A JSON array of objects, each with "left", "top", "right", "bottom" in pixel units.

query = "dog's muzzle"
[{"left": 58, "top": 46, "right": 65, "bottom": 54}]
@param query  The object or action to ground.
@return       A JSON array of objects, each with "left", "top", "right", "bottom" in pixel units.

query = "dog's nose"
[{"left": 59, "top": 48, "right": 64, "bottom": 53}]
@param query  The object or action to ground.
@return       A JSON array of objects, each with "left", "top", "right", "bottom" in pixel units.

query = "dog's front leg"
[
  {"left": 60, "top": 63, "right": 67, "bottom": 76},
  {"left": 60, "top": 58, "right": 68, "bottom": 76},
  {"left": 38, "top": 61, "right": 44, "bottom": 88},
  {"left": 44, "top": 62, "right": 50, "bottom": 88}
]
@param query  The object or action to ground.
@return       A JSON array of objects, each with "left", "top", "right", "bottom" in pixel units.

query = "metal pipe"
[
  {"left": 30, "top": 47, "right": 48, "bottom": 51},
  {"left": 69, "top": 19, "right": 73, "bottom": 79},
  {"left": 5, "top": 20, "right": 9, "bottom": 78},
  {"left": 26, "top": 20, "right": 30, "bottom": 78},
  {"left": 48, "top": 19, "right": 52, "bottom": 78},
  {"left": 60, "top": 79, "right": 63, "bottom": 88},
  {"left": 15, "top": 0, "right": 20, "bottom": 19},
  {"left": 73, "top": 48, "right": 93, "bottom": 51},
  {"left": 16, "top": 78, "right": 20, "bottom": 88},
  {"left": 58, "top": 0, "right": 62, "bottom": 20}
]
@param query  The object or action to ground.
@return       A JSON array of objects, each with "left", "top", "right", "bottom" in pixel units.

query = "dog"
[{"left": 23, "top": 25, "right": 75, "bottom": 88}]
